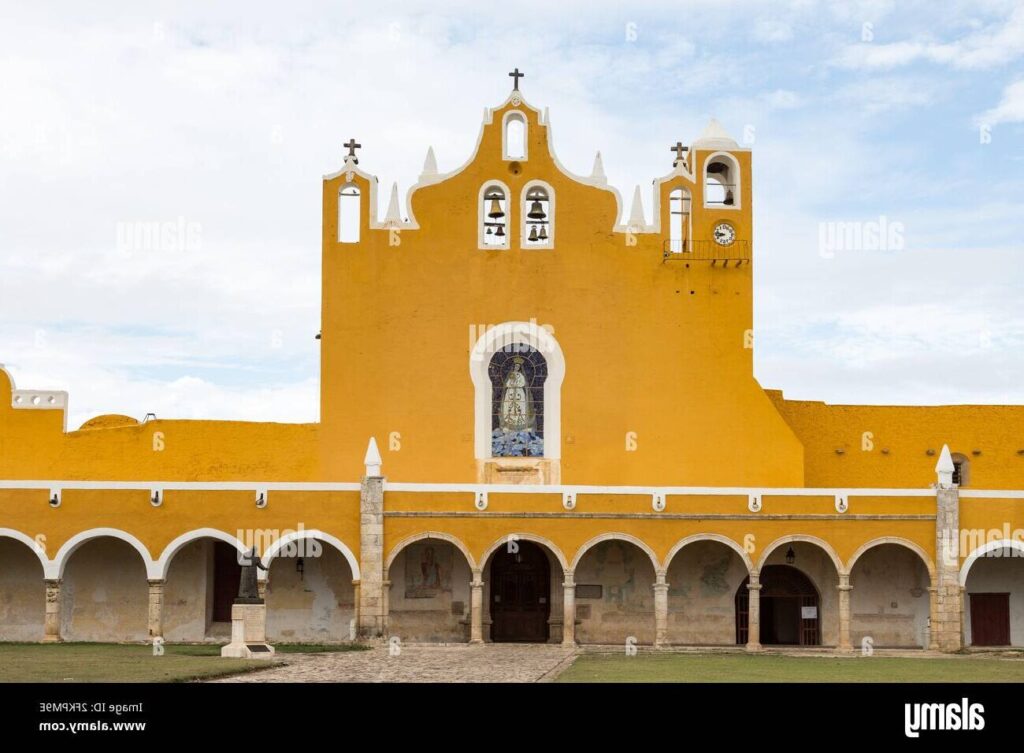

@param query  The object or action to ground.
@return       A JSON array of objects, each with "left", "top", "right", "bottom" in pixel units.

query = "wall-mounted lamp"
[
  {"left": 296, "top": 557, "right": 305, "bottom": 579},
  {"left": 785, "top": 547, "right": 796, "bottom": 565}
]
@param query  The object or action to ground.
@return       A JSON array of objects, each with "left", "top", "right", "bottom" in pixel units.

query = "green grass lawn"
[
  {"left": 557, "top": 652, "right": 1024, "bottom": 683},
  {"left": 0, "top": 642, "right": 368, "bottom": 683}
]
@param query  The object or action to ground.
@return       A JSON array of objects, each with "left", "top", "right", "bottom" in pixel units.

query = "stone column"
[
  {"left": 358, "top": 472, "right": 386, "bottom": 638},
  {"left": 43, "top": 579, "right": 62, "bottom": 642},
  {"left": 837, "top": 574, "right": 852, "bottom": 652},
  {"left": 745, "top": 574, "right": 762, "bottom": 652},
  {"left": 927, "top": 586, "right": 939, "bottom": 650},
  {"left": 257, "top": 579, "right": 268, "bottom": 601},
  {"left": 653, "top": 571, "right": 669, "bottom": 648},
  {"left": 470, "top": 570, "right": 484, "bottom": 644},
  {"left": 147, "top": 579, "right": 165, "bottom": 640},
  {"left": 562, "top": 570, "right": 576, "bottom": 646},
  {"left": 934, "top": 483, "right": 963, "bottom": 651}
]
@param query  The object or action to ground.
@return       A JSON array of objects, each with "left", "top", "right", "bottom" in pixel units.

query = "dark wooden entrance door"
[
  {"left": 736, "top": 565, "right": 820, "bottom": 645},
  {"left": 212, "top": 542, "right": 242, "bottom": 622},
  {"left": 970, "top": 593, "right": 1010, "bottom": 646},
  {"left": 490, "top": 541, "right": 550, "bottom": 642}
]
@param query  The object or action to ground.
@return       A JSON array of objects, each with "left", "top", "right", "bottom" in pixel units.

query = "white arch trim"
[
  {"left": 480, "top": 532, "right": 569, "bottom": 573},
  {"left": 502, "top": 110, "right": 528, "bottom": 161},
  {"left": 702, "top": 150, "right": 742, "bottom": 210},
  {"left": 154, "top": 528, "right": 249, "bottom": 580},
  {"left": 0, "top": 527, "right": 50, "bottom": 576},
  {"left": 53, "top": 527, "right": 156, "bottom": 580},
  {"left": 663, "top": 533, "right": 754, "bottom": 573},
  {"left": 520, "top": 179, "right": 555, "bottom": 249},
  {"left": 959, "top": 539, "right": 1024, "bottom": 587},
  {"left": 478, "top": 179, "right": 512, "bottom": 250},
  {"left": 469, "top": 321, "right": 565, "bottom": 462},
  {"left": 755, "top": 534, "right": 844, "bottom": 576},
  {"left": 846, "top": 537, "right": 935, "bottom": 585},
  {"left": 570, "top": 532, "right": 661, "bottom": 575},
  {"left": 260, "top": 529, "right": 360, "bottom": 582},
  {"left": 385, "top": 531, "right": 477, "bottom": 574}
]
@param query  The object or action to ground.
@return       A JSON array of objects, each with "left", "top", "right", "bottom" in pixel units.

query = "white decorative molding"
[
  {"left": 3, "top": 364, "right": 69, "bottom": 432},
  {"left": 255, "top": 487, "right": 268, "bottom": 508},
  {"left": 834, "top": 494, "right": 848, "bottom": 513},
  {"left": 652, "top": 493, "right": 666, "bottom": 512},
  {"left": 747, "top": 494, "right": 761, "bottom": 512},
  {"left": 474, "top": 490, "right": 488, "bottom": 511},
  {"left": 562, "top": 491, "right": 576, "bottom": 510},
  {"left": 364, "top": 437, "right": 382, "bottom": 477},
  {"left": 52, "top": 527, "right": 158, "bottom": 580},
  {"left": 936, "top": 444, "right": 956, "bottom": 489},
  {"left": 570, "top": 532, "right": 661, "bottom": 573},
  {"left": 154, "top": 528, "right": 250, "bottom": 580}
]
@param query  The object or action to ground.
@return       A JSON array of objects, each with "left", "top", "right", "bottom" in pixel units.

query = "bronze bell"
[
  {"left": 495, "top": 224, "right": 505, "bottom": 237},
  {"left": 724, "top": 190, "right": 734, "bottom": 206},
  {"left": 528, "top": 225, "right": 539, "bottom": 242},
  {"left": 539, "top": 225, "right": 548, "bottom": 241},
  {"left": 527, "top": 200, "right": 546, "bottom": 220},
  {"left": 488, "top": 197, "right": 505, "bottom": 219}
]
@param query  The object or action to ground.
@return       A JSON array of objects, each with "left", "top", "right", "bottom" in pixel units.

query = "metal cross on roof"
[
  {"left": 509, "top": 68, "right": 524, "bottom": 90},
  {"left": 344, "top": 138, "right": 362, "bottom": 164},
  {"left": 670, "top": 141, "right": 688, "bottom": 165}
]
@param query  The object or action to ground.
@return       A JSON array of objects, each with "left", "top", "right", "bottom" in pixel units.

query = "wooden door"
[
  {"left": 490, "top": 541, "right": 550, "bottom": 642},
  {"left": 970, "top": 593, "right": 1010, "bottom": 646},
  {"left": 212, "top": 542, "right": 242, "bottom": 622}
]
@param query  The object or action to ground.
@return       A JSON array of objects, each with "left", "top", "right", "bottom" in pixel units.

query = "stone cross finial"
[
  {"left": 508, "top": 68, "right": 524, "bottom": 90},
  {"left": 670, "top": 141, "right": 688, "bottom": 166},
  {"left": 344, "top": 138, "right": 362, "bottom": 164}
]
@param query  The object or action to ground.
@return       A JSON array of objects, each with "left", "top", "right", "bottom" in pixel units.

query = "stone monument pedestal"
[{"left": 221, "top": 602, "right": 275, "bottom": 659}]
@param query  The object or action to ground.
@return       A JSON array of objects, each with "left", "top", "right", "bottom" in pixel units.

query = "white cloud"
[{"left": 976, "top": 78, "right": 1024, "bottom": 125}]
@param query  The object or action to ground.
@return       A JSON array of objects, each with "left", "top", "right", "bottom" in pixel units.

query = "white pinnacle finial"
[
  {"left": 693, "top": 117, "right": 740, "bottom": 149},
  {"left": 384, "top": 182, "right": 402, "bottom": 226},
  {"left": 936, "top": 444, "right": 955, "bottom": 489},
  {"left": 628, "top": 185, "right": 646, "bottom": 230},
  {"left": 420, "top": 146, "right": 438, "bottom": 180},
  {"left": 590, "top": 151, "right": 607, "bottom": 183},
  {"left": 364, "top": 437, "right": 382, "bottom": 477}
]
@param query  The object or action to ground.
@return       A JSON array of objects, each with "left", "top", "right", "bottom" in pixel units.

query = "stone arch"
[
  {"left": 846, "top": 537, "right": 935, "bottom": 586},
  {"left": 0, "top": 527, "right": 50, "bottom": 577},
  {"left": 571, "top": 533, "right": 660, "bottom": 575},
  {"left": 756, "top": 534, "right": 844, "bottom": 576},
  {"left": 154, "top": 528, "right": 249, "bottom": 581},
  {"left": 54, "top": 528, "right": 155, "bottom": 579},
  {"left": 959, "top": 539, "right": 1024, "bottom": 586},
  {"left": 386, "top": 531, "right": 476, "bottom": 575},
  {"left": 261, "top": 530, "right": 360, "bottom": 582},
  {"left": 663, "top": 533, "right": 754, "bottom": 573},
  {"left": 480, "top": 532, "right": 568, "bottom": 573}
]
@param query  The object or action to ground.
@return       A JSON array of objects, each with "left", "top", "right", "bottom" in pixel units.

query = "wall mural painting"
[{"left": 404, "top": 542, "right": 453, "bottom": 598}]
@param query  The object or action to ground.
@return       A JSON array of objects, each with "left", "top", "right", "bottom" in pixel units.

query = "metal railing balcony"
[{"left": 663, "top": 239, "right": 751, "bottom": 265}]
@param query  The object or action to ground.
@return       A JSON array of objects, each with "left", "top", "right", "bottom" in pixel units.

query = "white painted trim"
[
  {"left": 384, "top": 531, "right": 477, "bottom": 573},
  {"left": 0, "top": 481, "right": 362, "bottom": 491},
  {"left": 478, "top": 180, "right": 511, "bottom": 250},
  {"left": 468, "top": 321, "right": 566, "bottom": 461},
  {"left": 0, "top": 527, "right": 49, "bottom": 574},
  {"left": 570, "top": 532, "right": 661, "bottom": 574},
  {"left": 663, "top": 533, "right": 754, "bottom": 573},
  {"left": 519, "top": 179, "right": 555, "bottom": 250},
  {"left": 479, "top": 532, "right": 569, "bottom": 572},
  {"left": 53, "top": 527, "right": 156, "bottom": 580},
  {"left": 755, "top": 534, "right": 845, "bottom": 576},
  {"left": 702, "top": 151, "right": 742, "bottom": 210},
  {"left": 2, "top": 364, "right": 69, "bottom": 432},
  {"left": 958, "top": 538, "right": 1024, "bottom": 586},
  {"left": 846, "top": 536, "right": 935, "bottom": 584},
  {"left": 502, "top": 110, "right": 528, "bottom": 161},
  {"left": 260, "top": 529, "right": 360, "bottom": 581},
  {"left": 154, "top": 528, "right": 249, "bottom": 580}
]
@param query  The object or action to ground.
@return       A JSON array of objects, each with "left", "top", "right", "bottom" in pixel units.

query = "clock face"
[{"left": 713, "top": 222, "right": 736, "bottom": 246}]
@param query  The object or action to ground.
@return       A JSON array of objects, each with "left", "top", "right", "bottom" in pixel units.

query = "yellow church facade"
[{"left": 3, "top": 78, "right": 1024, "bottom": 652}]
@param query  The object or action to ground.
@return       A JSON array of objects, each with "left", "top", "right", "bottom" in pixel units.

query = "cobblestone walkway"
[{"left": 212, "top": 643, "right": 577, "bottom": 683}]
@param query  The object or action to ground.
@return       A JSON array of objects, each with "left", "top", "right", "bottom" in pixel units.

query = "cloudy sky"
[{"left": 1, "top": 0, "right": 1022, "bottom": 428}]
